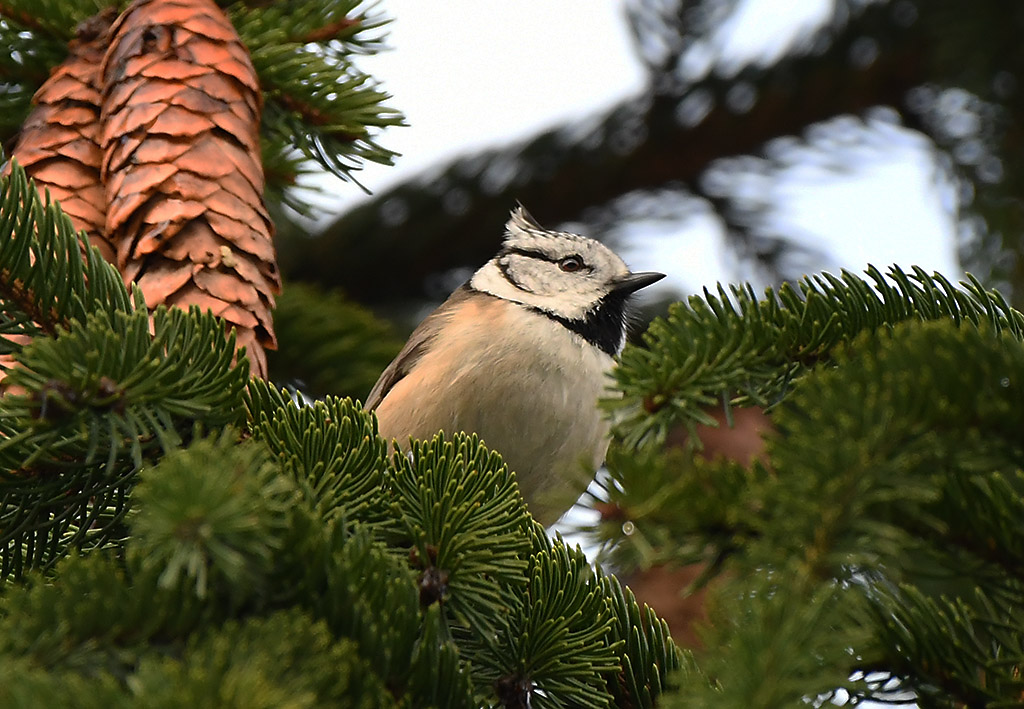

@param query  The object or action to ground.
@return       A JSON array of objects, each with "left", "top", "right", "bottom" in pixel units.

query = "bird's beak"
[{"left": 612, "top": 271, "right": 665, "bottom": 294}]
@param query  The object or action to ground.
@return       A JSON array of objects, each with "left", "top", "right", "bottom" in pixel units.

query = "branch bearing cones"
[{"left": 7, "top": 0, "right": 280, "bottom": 378}]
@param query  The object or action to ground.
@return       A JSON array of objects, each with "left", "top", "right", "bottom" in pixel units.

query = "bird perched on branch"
[{"left": 366, "top": 205, "right": 664, "bottom": 525}]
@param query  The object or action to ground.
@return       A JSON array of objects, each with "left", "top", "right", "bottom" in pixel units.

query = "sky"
[
  {"left": 316, "top": 0, "right": 962, "bottom": 303},
  {"left": 327, "top": 1, "right": 644, "bottom": 199}
]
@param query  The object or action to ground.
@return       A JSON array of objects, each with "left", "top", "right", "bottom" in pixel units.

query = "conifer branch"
[
  {"left": 0, "top": 163, "right": 136, "bottom": 349},
  {"left": 594, "top": 318, "right": 1024, "bottom": 706},
  {"left": 0, "top": 4, "right": 46, "bottom": 33},
  {"left": 0, "top": 277, "right": 58, "bottom": 337},
  {"left": 609, "top": 265, "right": 1024, "bottom": 449},
  {"left": 301, "top": 16, "right": 358, "bottom": 42}
]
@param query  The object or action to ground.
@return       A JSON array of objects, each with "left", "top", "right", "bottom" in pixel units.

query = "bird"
[{"left": 365, "top": 205, "right": 665, "bottom": 525}]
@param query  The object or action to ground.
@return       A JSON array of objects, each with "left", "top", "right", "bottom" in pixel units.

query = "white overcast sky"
[{"left": 315, "top": 0, "right": 962, "bottom": 300}]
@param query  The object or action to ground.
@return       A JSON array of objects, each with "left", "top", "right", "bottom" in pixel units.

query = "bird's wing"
[{"left": 364, "top": 285, "right": 473, "bottom": 411}]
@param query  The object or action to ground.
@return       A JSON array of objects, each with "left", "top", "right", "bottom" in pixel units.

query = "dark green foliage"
[
  {"left": 0, "top": 164, "right": 247, "bottom": 580},
  {"left": 0, "top": 306, "right": 248, "bottom": 468},
  {"left": 128, "top": 610, "right": 395, "bottom": 708},
  {"left": 598, "top": 569, "right": 690, "bottom": 707},
  {"left": 226, "top": 0, "right": 403, "bottom": 191},
  {"left": 756, "top": 323, "right": 1024, "bottom": 573},
  {"left": 0, "top": 657, "right": 128, "bottom": 709},
  {"left": 0, "top": 170, "right": 682, "bottom": 705},
  {"left": 595, "top": 294, "right": 1024, "bottom": 705},
  {"left": 609, "top": 265, "right": 1024, "bottom": 449},
  {"left": 307, "top": 521, "right": 421, "bottom": 687},
  {"left": 0, "top": 0, "right": 110, "bottom": 40},
  {"left": 663, "top": 575, "right": 870, "bottom": 708},
  {"left": 0, "top": 161, "right": 138, "bottom": 351},
  {"left": 0, "top": 418, "right": 682, "bottom": 706},
  {"left": 588, "top": 442, "right": 756, "bottom": 575},
  {"left": 472, "top": 534, "right": 620, "bottom": 709},
  {"left": 129, "top": 431, "right": 296, "bottom": 604},
  {"left": 0, "top": 459, "right": 135, "bottom": 581},
  {"left": 390, "top": 433, "right": 533, "bottom": 637},
  {"left": 768, "top": 322, "right": 1024, "bottom": 706},
  {"left": 247, "top": 383, "right": 392, "bottom": 525},
  {"left": 0, "top": 556, "right": 395, "bottom": 707},
  {"left": 266, "top": 282, "right": 403, "bottom": 401},
  {"left": 406, "top": 605, "right": 478, "bottom": 709},
  {"left": 0, "top": 554, "right": 209, "bottom": 680}
]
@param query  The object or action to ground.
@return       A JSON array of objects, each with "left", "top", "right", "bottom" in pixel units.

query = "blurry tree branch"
[{"left": 286, "top": 1, "right": 925, "bottom": 302}]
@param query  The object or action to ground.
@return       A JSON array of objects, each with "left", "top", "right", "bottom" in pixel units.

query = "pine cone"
[
  {"left": 5, "top": 10, "right": 117, "bottom": 261},
  {"left": 100, "top": 0, "right": 279, "bottom": 377}
]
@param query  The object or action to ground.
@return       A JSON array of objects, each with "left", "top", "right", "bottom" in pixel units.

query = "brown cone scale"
[
  {"left": 0, "top": 12, "right": 118, "bottom": 387},
  {"left": 99, "top": 0, "right": 279, "bottom": 377},
  {"left": 5, "top": 10, "right": 117, "bottom": 262}
]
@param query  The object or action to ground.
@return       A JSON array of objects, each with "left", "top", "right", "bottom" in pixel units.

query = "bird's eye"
[{"left": 558, "top": 256, "right": 584, "bottom": 272}]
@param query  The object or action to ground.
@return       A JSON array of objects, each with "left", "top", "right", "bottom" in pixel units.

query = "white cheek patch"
[
  {"left": 471, "top": 261, "right": 596, "bottom": 320},
  {"left": 471, "top": 263, "right": 520, "bottom": 300},
  {"left": 504, "top": 258, "right": 560, "bottom": 294}
]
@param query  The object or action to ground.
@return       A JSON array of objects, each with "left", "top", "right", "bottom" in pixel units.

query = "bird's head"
[{"left": 470, "top": 205, "right": 665, "bottom": 354}]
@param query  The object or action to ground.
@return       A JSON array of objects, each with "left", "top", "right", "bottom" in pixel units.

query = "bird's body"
[{"left": 366, "top": 206, "right": 663, "bottom": 525}]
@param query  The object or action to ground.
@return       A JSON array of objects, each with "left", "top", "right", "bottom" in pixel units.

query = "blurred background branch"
[{"left": 279, "top": 0, "right": 1024, "bottom": 314}]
